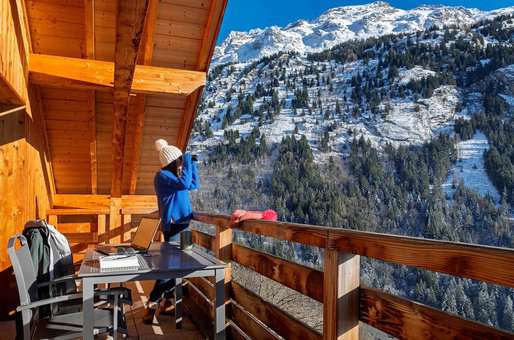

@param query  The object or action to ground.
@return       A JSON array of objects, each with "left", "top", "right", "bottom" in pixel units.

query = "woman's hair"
[{"left": 163, "top": 155, "right": 183, "bottom": 176}]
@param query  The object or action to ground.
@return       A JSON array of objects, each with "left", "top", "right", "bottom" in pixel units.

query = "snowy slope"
[
  {"left": 213, "top": 1, "right": 514, "bottom": 65},
  {"left": 442, "top": 131, "right": 501, "bottom": 203}
]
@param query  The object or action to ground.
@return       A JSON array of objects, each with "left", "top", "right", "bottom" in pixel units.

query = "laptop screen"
[{"left": 131, "top": 218, "right": 160, "bottom": 250}]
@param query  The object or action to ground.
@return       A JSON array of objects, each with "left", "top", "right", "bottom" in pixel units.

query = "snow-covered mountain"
[{"left": 213, "top": 1, "right": 514, "bottom": 65}]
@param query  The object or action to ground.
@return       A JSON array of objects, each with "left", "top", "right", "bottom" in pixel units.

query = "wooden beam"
[
  {"left": 47, "top": 208, "right": 110, "bottom": 215},
  {"left": 86, "top": 92, "right": 97, "bottom": 194},
  {"left": 177, "top": 86, "right": 203, "bottom": 150},
  {"left": 197, "top": 0, "right": 227, "bottom": 72},
  {"left": 0, "top": 0, "right": 27, "bottom": 105},
  {"left": 111, "top": 0, "right": 149, "bottom": 197},
  {"left": 126, "top": 0, "right": 159, "bottom": 195},
  {"left": 0, "top": 73, "right": 24, "bottom": 105},
  {"left": 33, "top": 86, "right": 56, "bottom": 198},
  {"left": 232, "top": 244, "right": 323, "bottom": 302},
  {"left": 137, "top": 0, "right": 158, "bottom": 66},
  {"left": 84, "top": 0, "right": 97, "bottom": 194},
  {"left": 29, "top": 54, "right": 206, "bottom": 96},
  {"left": 323, "top": 250, "right": 360, "bottom": 340},
  {"left": 360, "top": 287, "right": 514, "bottom": 340},
  {"left": 231, "top": 281, "right": 322, "bottom": 340},
  {"left": 53, "top": 194, "right": 111, "bottom": 209},
  {"left": 84, "top": 0, "right": 95, "bottom": 59},
  {"left": 174, "top": 2, "right": 227, "bottom": 151}
]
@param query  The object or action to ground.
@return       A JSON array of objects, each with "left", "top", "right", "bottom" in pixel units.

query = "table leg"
[
  {"left": 83, "top": 278, "right": 95, "bottom": 340},
  {"left": 214, "top": 269, "right": 226, "bottom": 340},
  {"left": 175, "top": 278, "right": 183, "bottom": 329}
]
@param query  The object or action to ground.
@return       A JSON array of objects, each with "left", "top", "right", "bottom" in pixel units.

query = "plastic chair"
[{"left": 8, "top": 234, "right": 131, "bottom": 339}]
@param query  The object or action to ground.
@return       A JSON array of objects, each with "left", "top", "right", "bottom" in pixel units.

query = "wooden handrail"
[
  {"left": 193, "top": 213, "right": 514, "bottom": 339},
  {"left": 191, "top": 212, "right": 514, "bottom": 339},
  {"left": 190, "top": 227, "right": 514, "bottom": 339},
  {"left": 360, "top": 288, "right": 514, "bottom": 339},
  {"left": 47, "top": 208, "right": 110, "bottom": 215},
  {"left": 193, "top": 212, "right": 514, "bottom": 289},
  {"left": 327, "top": 226, "right": 514, "bottom": 289}
]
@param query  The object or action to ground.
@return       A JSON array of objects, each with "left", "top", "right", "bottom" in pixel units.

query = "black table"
[{"left": 79, "top": 242, "right": 227, "bottom": 340}]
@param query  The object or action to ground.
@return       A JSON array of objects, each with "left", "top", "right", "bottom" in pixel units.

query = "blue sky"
[{"left": 218, "top": 0, "right": 514, "bottom": 43}]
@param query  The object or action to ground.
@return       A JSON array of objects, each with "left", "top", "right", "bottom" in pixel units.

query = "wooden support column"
[
  {"left": 111, "top": 0, "right": 149, "bottom": 197},
  {"left": 87, "top": 92, "right": 97, "bottom": 193},
  {"left": 127, "top": 0, "right": 158, "bottom": 194},
  {"left": 109, "top": 198, "right": 122, "bottom": 243},
  {"left": 84, "top": 0, "right": 97, "bottom": 194},
  {"left": 214, "top": 222, "right": 232, "bottom": 300},
  {"left": 323, "top": 249, "right": 360, "bottom": 340}
]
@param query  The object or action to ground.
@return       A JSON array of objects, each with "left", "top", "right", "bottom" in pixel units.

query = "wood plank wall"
[{"left": 0, "top": 0, "right": 53, "bottom": 319}]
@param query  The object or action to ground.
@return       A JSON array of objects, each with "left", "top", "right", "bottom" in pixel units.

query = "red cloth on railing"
[
  {"left": 262, "top": 209, "right": 278, "bottom": 221},
  {"left": 230, "top": 209, "right": 278, "bottom": 224}
]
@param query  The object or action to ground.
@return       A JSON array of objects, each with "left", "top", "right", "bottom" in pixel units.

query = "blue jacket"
[{"left": 154, "top": 153, "right": 199, "bottom": 231}]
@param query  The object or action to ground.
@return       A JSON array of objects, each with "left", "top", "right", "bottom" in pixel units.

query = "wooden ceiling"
[{"left": 23, "top": 0, "right": 227, "bottom": 196}]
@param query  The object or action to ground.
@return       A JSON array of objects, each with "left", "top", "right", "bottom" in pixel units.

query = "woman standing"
[{"left": 143, "top": 139, "right": 199, "bottom": 324}]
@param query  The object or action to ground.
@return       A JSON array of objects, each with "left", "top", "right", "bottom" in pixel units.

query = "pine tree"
[
  {"left": 335, "top": 100, "right": 342, "bottom": 115},
  {"left": 442, "top": 279, "right": 458, "bottom": 314},
  {"left": 477, "top": 283, "right": 492, "bottom": 325},
  {"left": 502, "top": 296, "right": 514, "bottom": 331}
]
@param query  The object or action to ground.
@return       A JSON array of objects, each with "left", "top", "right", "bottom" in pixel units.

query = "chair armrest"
[
  {"left": 16, "top": 293, "right": 83, "bottom": 312},
  {"left": 36, "top": 274, "right": 79, "bottom": 288}
]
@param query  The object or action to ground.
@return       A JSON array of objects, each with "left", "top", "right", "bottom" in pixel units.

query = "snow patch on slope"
[
  {"left": 398, "top": 66, "right": 436, "bottom": 85},
  {"left": 378, "top": 86, "right": 459, "bottom": 143},
  {"left": 442, "top": 131, "right": 500, "bottom": 203}
]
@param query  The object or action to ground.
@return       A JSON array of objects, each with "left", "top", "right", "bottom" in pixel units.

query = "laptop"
[{"left": 96, "top": 217, "right": 160, "bottom": 255}]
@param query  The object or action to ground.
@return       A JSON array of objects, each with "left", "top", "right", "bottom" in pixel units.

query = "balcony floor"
[{"left": 0, "top": 280, "right": 204, "bottom": 340}]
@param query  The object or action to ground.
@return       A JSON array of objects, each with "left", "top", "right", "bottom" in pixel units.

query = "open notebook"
[{"left": 98, "top": 254, "right": 148, "bottom": 272}]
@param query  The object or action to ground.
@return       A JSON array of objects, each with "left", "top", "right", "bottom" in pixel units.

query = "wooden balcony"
[
  {"left": 187, "top": 212, "right": 514, "bottom": 339},
  {"left": 30, "top": 202, "right": 514, "bottom": 339}
]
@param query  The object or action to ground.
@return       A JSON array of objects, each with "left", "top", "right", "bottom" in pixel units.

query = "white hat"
[{"left": 155, "top": 139, "right": 182, "bottom": 167}]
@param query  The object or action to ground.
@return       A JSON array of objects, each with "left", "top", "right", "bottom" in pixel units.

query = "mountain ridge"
[{"left": 213, "top": 1, "right": 514, "bottom": 66}]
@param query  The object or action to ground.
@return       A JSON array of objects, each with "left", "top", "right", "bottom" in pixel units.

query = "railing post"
[
  {"left": 109, "top": 197, "right": 122, "bottom": 244},
  {"left": 48, "top": 214, "right": 57, "bottom": 226},
  {"left": 214, "top": 222, "right": 232, "bottom": 298},
  {"left": 122, "top": 213, "right": 132, "bottom": 242},
  {"left": 97, "top": 214, "right": 106, "bottom": 243},
  {"left": 323, "top": 248, "right": 360, "bottom": 340}
]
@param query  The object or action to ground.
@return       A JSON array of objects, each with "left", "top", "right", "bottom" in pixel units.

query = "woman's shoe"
[
  {"left": 159, "top": 298, "right": 175, "bottom": 315},
  {"left": 142, "top": 307, "right": 157, "bottom": 325}
]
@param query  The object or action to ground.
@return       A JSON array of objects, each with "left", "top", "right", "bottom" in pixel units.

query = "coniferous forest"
[{"left": 190, "top": 13, "right": 514, "bottom": 333}]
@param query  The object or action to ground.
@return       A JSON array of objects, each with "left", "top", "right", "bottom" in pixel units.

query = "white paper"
[{"left": 99, "top": 254, "right": 139, "bottom": 269}]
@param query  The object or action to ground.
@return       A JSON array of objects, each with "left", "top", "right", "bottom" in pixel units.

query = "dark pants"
[{"left": 148, "top": 224, "right": 189, "bottom": 304}]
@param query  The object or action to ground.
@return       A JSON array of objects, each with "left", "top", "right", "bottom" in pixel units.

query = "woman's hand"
[{"left": 231, "top": 209, "right": 247, "bottom": 224}]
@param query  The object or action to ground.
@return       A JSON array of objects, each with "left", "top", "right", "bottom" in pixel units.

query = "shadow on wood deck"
[{"left": 0, "top": 280, "right": 205, "bottom": 340}]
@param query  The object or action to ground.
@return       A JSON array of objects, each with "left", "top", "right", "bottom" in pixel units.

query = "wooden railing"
[{"left": 189, "top": 212, "right": 514, "bottom": 340}]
